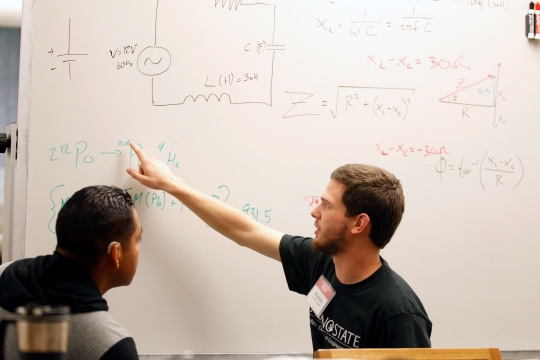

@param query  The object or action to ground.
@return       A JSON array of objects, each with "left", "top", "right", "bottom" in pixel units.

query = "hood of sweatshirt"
[{"left": 0, "top": 251, "right": 108, "bottom": 314}]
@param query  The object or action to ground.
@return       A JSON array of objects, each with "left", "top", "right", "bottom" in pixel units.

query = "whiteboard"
[{"left": 15, "top": 0, "right": 540, "bottom": 353}]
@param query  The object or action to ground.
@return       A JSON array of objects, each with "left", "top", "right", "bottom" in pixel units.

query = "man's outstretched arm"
[{"left": 126, "top": 142, "right": 284, "bottom": 261}]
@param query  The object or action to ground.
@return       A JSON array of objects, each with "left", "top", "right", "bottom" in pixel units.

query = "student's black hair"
[{"left": 56, "top": 185, "right": 135, "bottom": 266}]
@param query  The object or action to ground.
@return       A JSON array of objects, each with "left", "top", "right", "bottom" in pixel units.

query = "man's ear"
[
  {"left": 107, "top": 242, "right": 122, "bottom": 269},
  {"left": 351, "top": 213, "right": 370, "bottom": 235}
]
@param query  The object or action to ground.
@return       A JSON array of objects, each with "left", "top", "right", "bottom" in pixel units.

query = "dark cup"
[{"left": 0, "top": 305, "right": 70, "bottom": 360}]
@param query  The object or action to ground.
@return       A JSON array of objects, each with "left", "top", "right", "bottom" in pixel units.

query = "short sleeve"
[{"left": 279, "top": 235, "right": 328, "bottom": 295}]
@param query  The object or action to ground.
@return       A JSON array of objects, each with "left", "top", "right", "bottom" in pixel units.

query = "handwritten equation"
[
  {"left": 205, "top": 72, "right": 259, "bottom": 88},
  {"left": 47, "top": 139, "right": 206, "bottom": 170},
  {"left": 316, "top": 15, "right": 434, "bottom": 38},
  {"left": 283, "top": 87, "right": 415, "bottom": 120},
  {"left": 47, "top": 182, "right": 273, "bottom": 234},
  {"left": 375, "top": 142, "right": 450, "bottom": 157},
  {"left": 49, "top": 140, "right": 143, "bottom": 168},
  {"left": 325, "top": 0, "right": 508, "bottom": 12},
  {"left": 364, "top": 54, "right": 470, "bottom": 71},
  {"left": 454, "top": 0, "right": 509, "bottom": 11},
  {"left": 435, "top": 152, "right": 524, "bottom": 190},
  {"left": 315, "top": 0, "right": 508, "bottom": 39}
]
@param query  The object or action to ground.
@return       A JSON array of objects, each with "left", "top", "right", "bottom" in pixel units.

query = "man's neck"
[
  {"left": 56, "top": 248, "right": 111, "bottom": 295},
  {"left": 332, "top": 246, "right": 382, "bottom": 285}
]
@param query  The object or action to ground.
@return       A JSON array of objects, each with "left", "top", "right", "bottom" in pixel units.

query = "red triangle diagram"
[
  {"left": 439, "top": 75, "right": 496, "bottom": 108},
  {"left": 304, "top": 196, "right": 321, "bottom": 207}
]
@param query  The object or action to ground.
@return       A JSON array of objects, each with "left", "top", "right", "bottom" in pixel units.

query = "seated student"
[
  {"left": 126, "top": 142, "right": 432, "bottom": 351},
  {"left": 0, "top": 185, "right": 142, "bottom": 360}
]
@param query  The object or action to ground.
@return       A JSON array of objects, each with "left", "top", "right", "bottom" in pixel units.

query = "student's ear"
[
  {"left": 351, "top": 213, "right": 370, "bottom": 235},
  {"left": 107, "top": 242, "right": 122, "bottom": 269}
]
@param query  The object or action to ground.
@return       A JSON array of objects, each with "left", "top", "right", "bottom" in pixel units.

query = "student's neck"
[
  {"left": 56, "top": 248, "right": 112, "bottom": 295},
  {"left": 332, "top": 244, "right": 382, "bottom": 285},
  {"left": 88, "top": 267, "right": 113, "bottom": 295}
]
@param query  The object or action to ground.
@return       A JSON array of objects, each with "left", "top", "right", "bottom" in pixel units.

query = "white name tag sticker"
[{"left": 306, "top": 275, "right": 336, "bottom": 318}]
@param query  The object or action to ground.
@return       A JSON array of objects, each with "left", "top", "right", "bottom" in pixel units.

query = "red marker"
[{"left": 535, "top": 2, "right": 540, "bottom": 39}]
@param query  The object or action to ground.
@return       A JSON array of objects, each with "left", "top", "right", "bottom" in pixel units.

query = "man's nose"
[{"left": 311, "top": 205, "right": 320, "bottom": 219}]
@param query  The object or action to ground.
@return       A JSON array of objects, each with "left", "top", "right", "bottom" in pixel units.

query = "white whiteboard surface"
[{"left": 15, "top": 0, "right": 540, "bottom": 353}]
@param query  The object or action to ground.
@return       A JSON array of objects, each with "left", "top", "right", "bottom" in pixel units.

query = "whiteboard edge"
[{"left": 12, "top": 0, "right": 35, "bottom": 260}]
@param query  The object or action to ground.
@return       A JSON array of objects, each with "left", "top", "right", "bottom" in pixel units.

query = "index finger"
[{"left": 129, "top": 141, "right": 147, "bottom": 161}]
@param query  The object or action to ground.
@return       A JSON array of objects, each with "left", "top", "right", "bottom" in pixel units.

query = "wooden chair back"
[{"left": 313, "top": 348, "right": 502, "bottom": 360}]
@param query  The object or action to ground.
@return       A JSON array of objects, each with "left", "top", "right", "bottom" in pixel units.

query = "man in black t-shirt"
[
  {"left": 127, "top": 143, "right": 432, "bottom": 351},
  {"left": 280, "top": 235, "right": 431, "bottom": 349}
]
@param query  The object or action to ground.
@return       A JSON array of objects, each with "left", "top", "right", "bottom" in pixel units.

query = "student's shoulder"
[
  {"left": 378, "top": 262, "right": 429, "bottom": 316},
  {"left": 71, "top": 311, "right": 132, "bottom": 339},
  {"left": 0, "top": 261, "right": 15, "bottom": 278},
  {"left": 380, "top": 259, "right": 414, "bottom": 289},
  {"left": 0, "top": 254, "right": 57, "bottom": 278}
]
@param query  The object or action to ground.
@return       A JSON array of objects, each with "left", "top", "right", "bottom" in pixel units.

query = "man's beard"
[{"left": 312, "top": 223, "right": 348, "bottom": 256}]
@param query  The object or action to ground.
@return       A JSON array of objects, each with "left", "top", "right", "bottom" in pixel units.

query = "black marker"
[{"left": 528, "top": 2, "right": 535, "bottom": 39}]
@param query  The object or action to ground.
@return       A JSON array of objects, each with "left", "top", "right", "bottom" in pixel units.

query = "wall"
[
  {"left": 0, "top": 27, "right": 20, "bottom": 167},
  {"left": 0, "top": 27, "right": 21, "bottom": 258}
]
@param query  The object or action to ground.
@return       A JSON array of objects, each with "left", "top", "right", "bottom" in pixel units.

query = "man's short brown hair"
[{"left": 331, "top": 164, "right": 405, "bottom": 248}]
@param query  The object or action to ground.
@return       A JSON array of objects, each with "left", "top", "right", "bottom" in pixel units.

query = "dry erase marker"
[
  {"left": 535, "top": 2, "right": 540, "bottom": 39},
  {"left": 528, "top": 2, "right": 535, "bottom": 39}
]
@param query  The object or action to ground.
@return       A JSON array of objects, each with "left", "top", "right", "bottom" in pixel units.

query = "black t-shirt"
[{"left": 280, "top": 235, "right": 432, "bottom": 351}]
